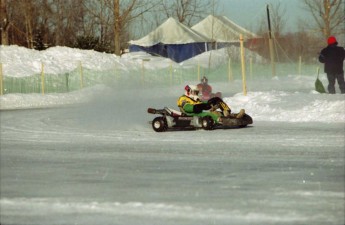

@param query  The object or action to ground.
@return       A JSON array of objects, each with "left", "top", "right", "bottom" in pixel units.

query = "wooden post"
[
  {"left": 65, "top": 73, "right": 69, "bottom": 92},
  {"left": 0, "top": 63, "right": 3, "bottom": 95},
  {"left": 41, "top": 62, "right": 45, "bottom": 95},
  {"left": 141, "top": 58, "right": 150, "bottom": 85},
  {"left": 240, "top": 34, "right": 247, "bottom": 96},
  {"left": 141, "top": 60, "right": 145, "bottom": 85},
  {"left": 250, "top": 56, "right": 253, "bottom": 79},
  {"left": 228, "top": 58, "right": 233, "bottom": 82},
  {"left": 170, "top": 62, "right": 173, "bottom": 86},
  {"left": 79, "top": 61, "right": 84, "bottom": 89},
  {"left": 298, "top": 56, "right": 302, "bottom": 75}
]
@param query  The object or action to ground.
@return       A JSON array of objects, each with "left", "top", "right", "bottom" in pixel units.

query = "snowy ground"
[{"left": 1, "top": 46, "right": 344, "bottom": 225}]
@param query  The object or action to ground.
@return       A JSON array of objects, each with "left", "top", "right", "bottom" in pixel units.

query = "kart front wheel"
[
  {"left": 152, "top": 117, "right": 167, "bottom": 132},
  {"left": 202, "top": 116, "right": 214, "bottom": 130}
]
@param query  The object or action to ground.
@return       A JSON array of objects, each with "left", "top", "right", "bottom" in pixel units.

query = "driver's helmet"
[
  {"left": 201, "top": 76, "right": 208, "bottom": 84},
  {"left": 184, "top": 85, "right": 200, "bottom": 101}
]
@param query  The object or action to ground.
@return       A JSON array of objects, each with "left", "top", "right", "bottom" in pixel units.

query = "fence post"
[
  {"left": 298, "top": 56, "right": 302, "bottom": 75},
  {"left": 250, "top": 56, "right": 253, "bottom": 79},
  {"left": 240, "top": 34, "right": 247, "bottom": 96},
  {"left": 169, "top": 62, "right": 173, "bottom": 86},
  {"left": 141, "top": 60, "right": 145, "bottom": 85},
  {"left": 65, "top": 73, "right": 69, "bottom": 92},
  {"left": 41, "top": 62, "right": 45, "bottom": 95},
  {"left": 0, "top": 63, "right": 3, "bottom": 95},
  {"left": 79, "top": 61, "right": 84, "bottom": 89},
  {"left": 141, "top": 58, "right": 151, "bottom": 85},
  {"left": 228, "top": 58, "right": 233, "bottom": 82}
]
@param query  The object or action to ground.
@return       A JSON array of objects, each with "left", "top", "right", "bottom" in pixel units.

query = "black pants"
[
  {"left": 207, "top": 97, "right": 231, "bottom": 112},
  {"left": 327, "top": 73, "right": 345, "bottom": 94},
  {"left": 193, "top": 97, "right": 230, "bottom": 113}
]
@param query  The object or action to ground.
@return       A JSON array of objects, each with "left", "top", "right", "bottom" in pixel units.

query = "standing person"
[
  {"left": 197, "top": 76, "right": 222, "bottom": 101},
  {"left": 197, "top": 76, "right": 212, "bottom": 97},
  {"left": 318, "top": 36, "right": 345, "bottom": 94}
]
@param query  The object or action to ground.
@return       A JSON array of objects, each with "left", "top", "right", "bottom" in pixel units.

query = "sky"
[{"left": 217, "top": 0, "right": 310, "bottom": 33}]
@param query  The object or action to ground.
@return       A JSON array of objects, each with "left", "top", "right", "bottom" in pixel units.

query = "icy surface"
[{"left": 1, "top": 46, "right": 344, "bottom": 225}]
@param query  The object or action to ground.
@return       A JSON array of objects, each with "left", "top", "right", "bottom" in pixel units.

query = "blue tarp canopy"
[{"left": 129, "top": 42, "right": 207, "bottom": 63}]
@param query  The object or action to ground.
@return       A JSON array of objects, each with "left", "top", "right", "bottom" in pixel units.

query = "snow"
[{"left": 0, "top": 45, "right": 344, "bottom": 225}]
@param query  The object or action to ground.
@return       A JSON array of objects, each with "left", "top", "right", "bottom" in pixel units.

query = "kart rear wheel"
[
  {"left": 202, "top": 116, "right": 214, "bottom": 130},
  {"left": 152, "top": 117, "right": 167, "bottom": 132}
]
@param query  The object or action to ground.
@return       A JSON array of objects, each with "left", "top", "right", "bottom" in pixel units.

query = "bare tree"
[
  {"left": 47, "top": 0, "right": 86, "bottom": 47},
  {"left": 3, "top": 0, "right": 215, "bottom": 54},
  {"left": 160, "top": 0, "right": 215, "bottom": 25},
  {"left": 269, "top": 2, "right": 287, "bottom": 38},
  {"left": 113, "top": 0, "right": 122, "bottom": 55},
  {"left": 81, "top": 0, "right": 158, "bottom": 54},
  {"left": 5, "top": 0, "right": 86, "bottom": 48},
  {"left": 256, "top": 3, "right": 287, "bottom": 39},
  {"left": 111, "top": 0, "right": 158, "bottom": 55},
  {"left": 302, "top": 0, "right": 344, "bottom": 39},
  {"left": 15, "top": 0, "right": 36, "bottom": 48},
  {"left": 81, "top": 0, "right": 113, "bottom": 50},
  {"left": 255, "top": 2, "right": 288, "bottom": 62}
]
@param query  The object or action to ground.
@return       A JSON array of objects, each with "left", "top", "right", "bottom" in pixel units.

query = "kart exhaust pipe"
[{"left": 147, "top": 108, "right": 156, "bottom": 114}]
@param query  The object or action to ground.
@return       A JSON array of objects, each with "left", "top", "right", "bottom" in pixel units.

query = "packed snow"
[{"left": 0, "top": 45, "right": 344, "bottom": 225}]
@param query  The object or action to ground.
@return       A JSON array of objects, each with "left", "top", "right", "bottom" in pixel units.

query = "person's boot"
[
  {"left": 236, "top": 109, "right": 245, "bottom": 118},
  {"left": 223, "top": 110, "right": 231, "bottom": 117},
  {"left": 210, "top": 104, "right": 219, "bottom": 112}
]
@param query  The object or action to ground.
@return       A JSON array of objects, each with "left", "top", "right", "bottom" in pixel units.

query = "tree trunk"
[
  {"left": 114, "top": 0, "right": 121, "bottom": 55},
  {"left": 24, "top": 11, "right": 34, "bottom": 49},
  {"left": 322, "top": 0, "right": 331, "bottom": 38},
  {"left": 0, "top": 0, "right": 9, "bottom": 45}
]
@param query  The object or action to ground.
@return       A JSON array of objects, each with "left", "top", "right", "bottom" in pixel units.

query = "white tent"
[
  {"left": 129, "top": 17, "right": 209, "bottom": 46},
  {"left": 191, "top": 15, "right": 259, "bottom": 48},
  {"left": 128, "top": 17, "right": 210, "bottom": 62}
]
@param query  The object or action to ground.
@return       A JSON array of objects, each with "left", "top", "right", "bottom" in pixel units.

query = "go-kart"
[{"left": 147, "top": 107, "right": 253, "bottom": 132}]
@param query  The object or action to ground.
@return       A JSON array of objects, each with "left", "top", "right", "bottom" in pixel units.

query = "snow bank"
[
  {"left": 1, "top": 45, "right": 344, "bottom": 123},
  {"left": 224, "top": 91, "right": 345, "bottom": 123}
]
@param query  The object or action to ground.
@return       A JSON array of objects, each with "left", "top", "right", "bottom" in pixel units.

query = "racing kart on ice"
[{"left": 147, "top": 107, "right": 253, "bottom": 132}]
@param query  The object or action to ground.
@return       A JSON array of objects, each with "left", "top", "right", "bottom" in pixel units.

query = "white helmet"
[{"left": 184, "top": 85, "right": 200, "bottom": 101}]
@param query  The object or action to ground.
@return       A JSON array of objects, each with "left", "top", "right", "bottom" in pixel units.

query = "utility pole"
[{"left": 266, "top": 4, "right": 276, "bottom": 77}]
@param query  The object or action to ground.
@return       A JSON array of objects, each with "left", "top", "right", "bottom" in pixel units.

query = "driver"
[{"left": 177, "top": 85, "right": 245, "bottom": 122}]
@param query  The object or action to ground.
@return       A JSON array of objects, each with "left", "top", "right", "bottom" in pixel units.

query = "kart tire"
[
  {"left": 202, "top": 116, "right": 214, "bottom": 130},
  {"left": 152, "top": 117, "right": 167, "bottom": 132}
]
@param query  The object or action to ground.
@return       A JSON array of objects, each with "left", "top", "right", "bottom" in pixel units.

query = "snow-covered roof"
[
  {"left": 191, "top": 15, "right": 259, "bottom": 43},
  {"left": 129, "top": 17, "right": 210, "bottom": 46}
]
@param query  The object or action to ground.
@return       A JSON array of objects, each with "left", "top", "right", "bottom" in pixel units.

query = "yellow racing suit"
[{"left": 177, "top": 95, "right": 220, "bottom": 122}]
